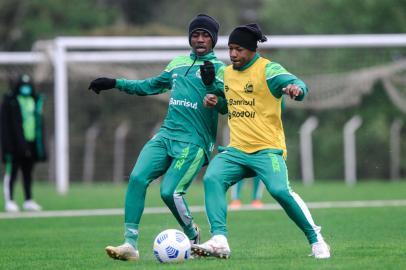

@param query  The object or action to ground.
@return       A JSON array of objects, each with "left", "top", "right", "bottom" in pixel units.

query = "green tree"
[
  {"left": 0, "top": 0, "right": 118, "bottom": 51},
  {"left": 112, "top": 0, "right": 164, "bottom": 25},
  {"left": 259, "top": 0, "right": 406, "bottom": 34}
]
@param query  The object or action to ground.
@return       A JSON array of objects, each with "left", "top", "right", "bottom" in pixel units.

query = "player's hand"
[
  {"left": 88, "top": 77, "right": 116, "bottom": 94},
  {"left": 200, "top": 61, "right": 215, "bottom": 86},
  {"left": 203, "top": 94, "right": 218, "bottom": 108},
  {"left": 282, "top": 84, "right": 302, "bottom": 99}
]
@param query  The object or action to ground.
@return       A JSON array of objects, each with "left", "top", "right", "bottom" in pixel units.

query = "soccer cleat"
[
  {"left": 229, "top": 199, "right": 241, "bottom": 210},
  {"left": 250, "top": 199, "right": 264, "bottom": 209},
  {"left": 5, "top": 200, "right": 20, "bottom": 213},
  {"left": 105, "top": 243, "right": 140, "bottom": 261},
  {"left": 190, "top": 223, "right": 201, "bottom": 244},
  {"left": 310, "top": 241, "right": 331, "bottom": 259},
  {"left": 191, "top": 235, "right": 231, "bottom": 259},
  {"left": 23, "top": 200, "right": 42, "bottom": 211}
]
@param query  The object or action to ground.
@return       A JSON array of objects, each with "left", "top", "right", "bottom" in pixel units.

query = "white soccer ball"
[{"left": 153, "top": 229, "right": 191, "bottom": 263}]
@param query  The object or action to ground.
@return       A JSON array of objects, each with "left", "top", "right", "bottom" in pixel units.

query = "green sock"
[
  {"left": 183, "top": 223, "right": 197, "bottom": 240},
  {"left": 124, "top": 223, "right": 139, "bottom": 249}
]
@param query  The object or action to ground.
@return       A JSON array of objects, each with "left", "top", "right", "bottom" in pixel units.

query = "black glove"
[
  {"left": 88, "top": 77, "right": 116, "bottom": 94},
  {"left": 200, "top": 61, "right": 215, "bottom": 86}
]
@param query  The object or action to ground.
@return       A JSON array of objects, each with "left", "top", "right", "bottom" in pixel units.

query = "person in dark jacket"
[{"left": 1, "top": 74, "right": 46, "bottom": 212}]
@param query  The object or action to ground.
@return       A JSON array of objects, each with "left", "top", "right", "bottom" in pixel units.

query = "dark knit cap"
[
  {"left": 188, "top": 14, "right": 219, "bottom": 48},
  {"left": 228, "top": 23, "right": 267, "bottom": 51}
]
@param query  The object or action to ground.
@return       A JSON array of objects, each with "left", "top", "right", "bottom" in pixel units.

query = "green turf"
[
  {"left": 2, "top": 180, "right": 406, "bottom": 210},
  {"left": 1, "top": 208, "right": 405, "bottom": 269},
  {"left": 1, "top": 181, "right": 406, "bottom": 269}
]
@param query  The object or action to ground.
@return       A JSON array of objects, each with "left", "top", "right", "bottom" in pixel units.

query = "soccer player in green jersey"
[
  {"left": 88, "top": 14, "right": 227, "bottom": 261},
  {"left": 192, "top": 23, "right": 330, "bottom": 259}
]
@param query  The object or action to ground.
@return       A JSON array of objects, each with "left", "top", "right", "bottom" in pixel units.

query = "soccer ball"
[{"left": 153, "top": 229, "right": 191, "bottom": 263}]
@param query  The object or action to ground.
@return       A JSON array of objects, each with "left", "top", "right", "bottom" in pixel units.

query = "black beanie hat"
[
  {"left": 228, "top": 23, "right": 267, "bottom": 51},
  {"left": 188, "top": 14, "right": 219, "bottom": 48}
]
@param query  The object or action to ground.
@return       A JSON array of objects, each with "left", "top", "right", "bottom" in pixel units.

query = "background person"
[
  {"left": 1, "top": 74, "right": 46, "bottom": 212},
  {"left": 229, "top": 176, "right": 264, "bottom": 209}
]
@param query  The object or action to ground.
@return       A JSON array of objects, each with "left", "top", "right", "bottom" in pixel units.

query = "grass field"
[{"left": 1, "top": 181, "right": 406, "bottom": 270}]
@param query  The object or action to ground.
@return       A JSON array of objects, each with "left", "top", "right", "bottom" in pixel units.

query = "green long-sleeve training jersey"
[{"left": 115, "top": 51, "right": 226, "bottom": 163}]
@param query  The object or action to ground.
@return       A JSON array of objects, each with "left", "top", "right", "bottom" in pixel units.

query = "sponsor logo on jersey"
[
  {"left": 169, "top": 98, "right": 198, "bottom": 109},
  {"left": 228, "top": 110, "right": 256, "bottom": 120},
  {"left": 228, "top": 98, "right": 255, "bottom": 106}
]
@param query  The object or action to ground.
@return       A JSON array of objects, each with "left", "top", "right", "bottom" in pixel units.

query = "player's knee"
[
  {"left": 203, "top": 172, "right": 219, "bottom": 187},
  {"left": 160, "top": 189, "right": 175, "bottom": 204},
  {"left": 269, "top": 187, "right": 290, "bottom": 201},
  {"left": 128, "top": 171, "right": 148, "bottom": 188}
]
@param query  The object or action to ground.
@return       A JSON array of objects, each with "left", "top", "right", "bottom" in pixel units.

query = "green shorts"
[{"left": 208, "top": 146, "right": 289, "bottom": 191}]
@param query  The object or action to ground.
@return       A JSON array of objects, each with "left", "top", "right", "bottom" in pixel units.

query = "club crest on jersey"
[{"left": 244, "top": 81, "right": 254, "bottom": 93}]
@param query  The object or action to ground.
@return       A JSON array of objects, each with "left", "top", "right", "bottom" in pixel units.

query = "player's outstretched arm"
[
  {"left": 282, "top": 84, "right": 303, "bottom": 99},
  {"left": 88, "top": 77, "right": 116, "bottom": 94},
  {"left": 265, "top": 62, "right": 308, "bottom": 101}
]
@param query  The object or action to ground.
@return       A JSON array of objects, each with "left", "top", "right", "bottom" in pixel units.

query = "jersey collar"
[
  {"left": 235, "top": 53, "right": 260, "bottom": 71},
  {"left": 190, "top": 51, "right": 216, "bottom": 61}
]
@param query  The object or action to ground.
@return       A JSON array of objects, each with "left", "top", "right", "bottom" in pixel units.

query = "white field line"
[{"left": 1, "top": 199, "right": 406, "bottom": 220}]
